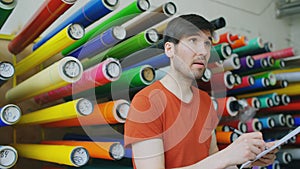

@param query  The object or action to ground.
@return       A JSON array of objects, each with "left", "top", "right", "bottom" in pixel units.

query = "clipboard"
[{"left": 240, "top": 126, "right": 300, "bottom": 169}]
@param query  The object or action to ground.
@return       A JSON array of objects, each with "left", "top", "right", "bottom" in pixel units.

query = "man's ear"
[{"left": 164, "top": 42, "right": 174, "bottom": 58}]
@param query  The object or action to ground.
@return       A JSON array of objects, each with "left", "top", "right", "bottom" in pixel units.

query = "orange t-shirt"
[{"left": 125, "top": 81, "right": 219, "bottom": 168}]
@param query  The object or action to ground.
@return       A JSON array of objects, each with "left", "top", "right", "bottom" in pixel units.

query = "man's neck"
[{"left": 160, "top": 70, "right": 194, "bottom": 103}]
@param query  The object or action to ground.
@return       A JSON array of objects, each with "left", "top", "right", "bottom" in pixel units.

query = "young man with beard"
[{"left": 125, "top": 14, "right": 277, "bottom": 169}]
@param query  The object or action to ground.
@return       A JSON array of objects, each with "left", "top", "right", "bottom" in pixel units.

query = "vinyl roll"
[
  {"left": 42, "top": 99, "right": 129, "bottom": 127},
  {"left": 123, "top": 53, "right": 169, "bottom": 71},
  {"left": 227, "top": 77, "right": 270, "bottom": 95},
  {"left": 122, "top": 1, "right": 176, "bottom": 38},
  {"left": 245, "top": 118, "right": 262, "bottom": 132},
  {"left": 210, "top": 17, "right": 226, "bottom": 30},
  {"left": 232, "top": 56, "right": 254, "bottom": 74},
  {"left": 253, "top": 72, "right": 277, "bottom": 86},
  {"left": 252, "top": 47, "right": 295, "bottom": 60},
  {"left": 208, "top": 54, "right": 241, "bottom": 74},
  {"left": 6, "top": 57, "right": 83, "bottom": 103},
  {"left": 276, "top": 151, "right": 292, "bottom": 164},
  {"left": 12, "top": 144, "right": 89, "bottom": 167},
  {"left": 285, "top": 114, "right": 295, "bottom": 128},
  {"left": 0, "top": 104, "right": 21, "bottom": 127},
  {"left": 257, "top": 96, "right": 274, "bottom": 109},
  {"left": 279, "top": 94, "right": 291, "bottom": 106},
  {"left": 246, "top": 42, "right": 273, "bottom": 56},
  {"left": 232, "top": 37, "right": 264, "bottom": 57},
  {"left": 69, "top": 65, "right": 155, "bottom": 101},
  {"left": 269, "top": 114, "right": 286, "bottom": 127},
  {"left": 295, "top": 116, "right": 300, "bottom": 126},
  {"left": 245, "top": 97, "right": 261, "bottom": 110},
  {"left": 15, "top": 23, "right": 85, "bottom": 76},
  {"left": 221, "top": 54, "right": 241, "bottom": 71},
  {"left": 236, "top": 82, "right": 300, "bottom": 98},
  {"left": 260, "top": 100, "right": 299, "bottom": 113},
  {"left": 67, "top": 26, "right": 126, "bottom": 60},
  {"left": 198, "top": 71, "right": 235, "bottom": 93},
  {"left": 265, "top": 80, "right": 288, "bottom": 91},
  {"left": 0, "top": 61, "right": 14, "bottom": 87},
  {"left": 217, "top": 32, "right": 234, "bottom": 45},
  {"left": 216, "top": 96, "right": 239, "bottom": 117},
  {"left": 275, "top": 71, "right": 300, "bottom": 83},
  {"left": 219, "top": 120, "right": 248, "bottom": 133},
  {"left": 34, "top": 58, "right": 121, "bottom": 104},
  {"left": 216, "top": 131, "right": 238, "bottom": 144},
  {"left": 8, "top": 0, "right": 77, "bottom": 55},
  {"left": 16, "top": 98, "right": 93, "bottom": 125},
  {"left": 0, "top": 0, "right": 17, "bottom": 29},
  {"left": 229, "top": 34, "right": 239, "bottom": 42},
  {"left": 257, "top": 93, "right": 280, "bottom": 106},
  {"left": 41, "top": 140, "right": 124, "bottom": 160},
  {"left": 257, "top": 117, "right": 275, "bottom": 129},
  {"left": 212, "top": 43, "right": 232, "bottom": 60},
  {"left": 82, "top": 28, "right": 159, "bottom": 69},
  {"left": 0, "top": 145, "right": 18, "bottom": 169},
  {"left": 266, "top": 160, "right": 280, "bottom": 169},
  {"left": 33, "top": 0, "right": 118, "bottom": 51},
  {"left": 62, "top": 0, "right": 150, "bottom": 56},
  {"left": 232, "top": 75, "right": 254, "bottom": 90},
  {"left": 282, "top": 148, "right": 300, "bottom": 160},
  {"left": 62, "top": 133, "right": 132, "bottom": 158},
  {"left": 230, "top": 35, "right": 248, "bottom": 49}
]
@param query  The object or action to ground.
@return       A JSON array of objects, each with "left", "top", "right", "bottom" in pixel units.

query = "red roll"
[
  {"left": 217, "top": 32, "right": 234, "bottom": 45},
  {"left": 252, "top": 47, "right": 295, "bottom": 60},
  {"left": 216, "top": 96, "right": 239, "bottom": 117},
  {"left": 232, "top": 75, "right": 254, "bottom": 90},
  {"left": 8, "top": 0, "right": 76, "bottom": 55},
  {"left": 230, "top": 36, "right": 248, "bottom": 49}
]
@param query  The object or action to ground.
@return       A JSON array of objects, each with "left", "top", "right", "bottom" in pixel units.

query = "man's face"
[{"left": 171, "top": 30, "right": 212, "bottom": 80}]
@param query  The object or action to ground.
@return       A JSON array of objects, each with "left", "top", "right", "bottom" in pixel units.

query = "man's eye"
[
  {"left": 189, "top": 38, "right": 197, "bottom": 43},
  {"left": 204, "top": 41, "right": 212, "bottom": 47}
]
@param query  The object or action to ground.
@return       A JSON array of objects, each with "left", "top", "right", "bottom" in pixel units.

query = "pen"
[{"left": 229, "top": 126, "right": 244, "bottom": 136}]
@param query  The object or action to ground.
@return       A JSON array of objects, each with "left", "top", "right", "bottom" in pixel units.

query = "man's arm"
[
  {"left": 132, "top": 132, "right": 267, "bottom": 169},
  {"left": 132, "top": 138, "right": 165, "bottom": 169}
]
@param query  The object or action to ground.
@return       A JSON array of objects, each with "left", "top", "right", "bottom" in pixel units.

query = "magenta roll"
[
  {"left": 252, "top": 47, "right": 295, "bottom": 60},
  {"left": 34, "top": 58, "right": 121, "bottom": 104}
]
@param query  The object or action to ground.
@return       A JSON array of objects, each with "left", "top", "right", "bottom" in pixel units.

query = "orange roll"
[
  {"left": 41, "top": 140, "right": 124, "bottom": 160},
  {"left": 230, "top": 36, "right": 248, "bottom": 49},
  {"left": 216, "top": 131, "right": 238, "bottom": 144},
  {"left": 42, "top": 99, "right": 129, "bottom": 127}
]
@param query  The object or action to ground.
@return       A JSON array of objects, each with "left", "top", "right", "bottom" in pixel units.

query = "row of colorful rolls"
[
  {"left": 1, "top": 0, "right": 178, "bottom": 168},
  {"left": 207, "top": 31, "right": 299, "bottom": 169}
]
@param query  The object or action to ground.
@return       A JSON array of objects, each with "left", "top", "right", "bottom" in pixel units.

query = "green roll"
[
  {"left": 257, "top": 93, "right": 279, "bottom": 107},
  {"left": 252, "top": 72, "right": 276, "bottom": 86},
  {"left": 233, "top": 37, "right": 264, "bottom": 56},
  {"left": 212, "top": 43, "right": 232, "bottom": 60},
  {"left": 82, "top": 29, "right": 159, "bottom": 69},
  {"left": 263, "top": 59, "right": 285, "bottom": 71},
  {"left": 62, "top": 0, "right": 150, "bottom": 56},
  {"left": 257, "top": 96, "right": 273, "bottom": 109},
  {"left": 0, "top": 0, "right": 17, "bottom": 29}
]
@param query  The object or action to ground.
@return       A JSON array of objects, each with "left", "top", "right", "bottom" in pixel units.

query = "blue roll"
[
  {"left": 258, "top": 117, "right": 274, "bottom": 129},
  {"left": 294, "top": 117, "right": 300, "bottom": 126},
  {"left": 33, "top": 0, "right": 118, "bottom": 50},
  {"left": 123, "top": 53, "right": 169, "bottom": 71},
  {"left": 63, "top": 133, "right": 132, "bottom": 158},
  {"left": 68, "top": 26, "right": 126, "bottom": 60}
]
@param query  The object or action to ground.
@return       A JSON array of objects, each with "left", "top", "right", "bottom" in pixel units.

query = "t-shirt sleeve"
[{"left": 124, "top": 93, "right": 163, "bottom": 147}]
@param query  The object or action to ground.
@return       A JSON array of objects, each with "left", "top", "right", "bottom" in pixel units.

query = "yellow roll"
[
  {"left": 12, "top": 143, "right": 89, "bottom": 167},
  {"left": 271, "top": 67, "right": 300, "bottom": 74},
  {"left": 15, "top": 23, "right": 84, "bottom": 76},
  {"left": 16, "top": 98, "right": 93, "bottom": 125},
  {"left": 6, "top": 57, "right": 83, "bottom": 102},
  {"left": 236, "top": 83, "right": 300, "bottom": 99}
]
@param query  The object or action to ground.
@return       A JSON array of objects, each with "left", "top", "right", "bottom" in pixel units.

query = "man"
[{"left": 124, "top": 14, "right": 277, "bottom": 169}]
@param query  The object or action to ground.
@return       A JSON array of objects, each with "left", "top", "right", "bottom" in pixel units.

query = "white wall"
[
  {"left": 0, "top": 0, "right": 298, "bottom": 52},
  {"left": 290, "top": 13, "right": 300, "bottom": 54}
]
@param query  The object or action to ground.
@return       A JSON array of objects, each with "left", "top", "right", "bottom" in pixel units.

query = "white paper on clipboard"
[{"left": 240, "top": 126, "right": 300, "bottom": 169}]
